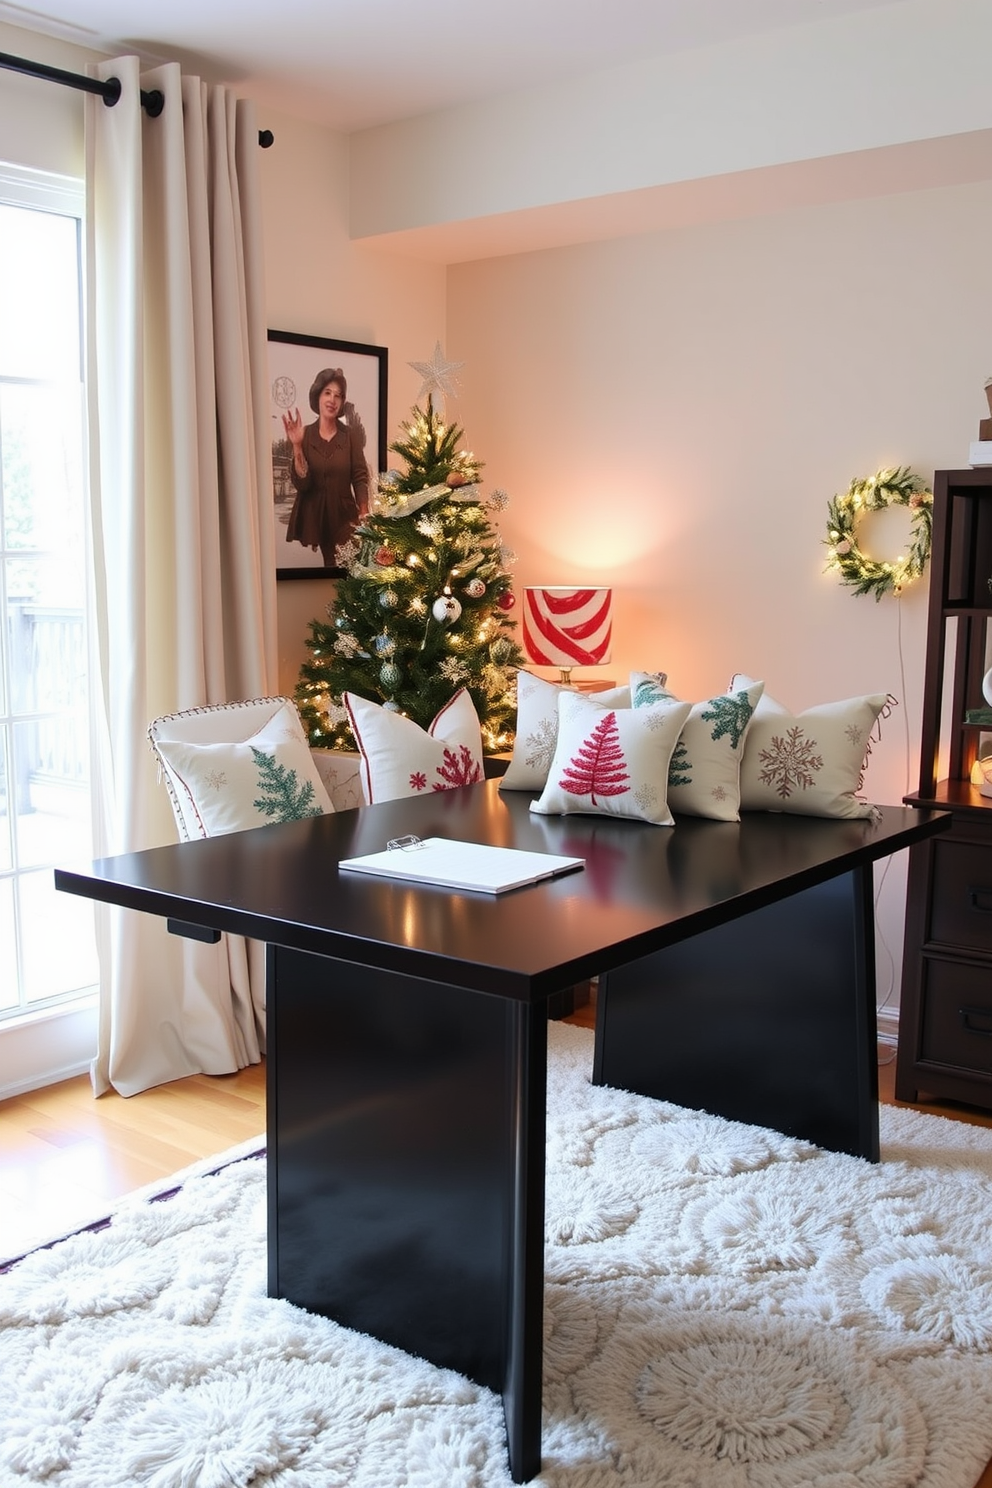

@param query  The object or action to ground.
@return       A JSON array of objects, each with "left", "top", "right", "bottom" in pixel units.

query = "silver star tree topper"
[{"left": 408, "top": 341, "right": 464, "bottom": 403}]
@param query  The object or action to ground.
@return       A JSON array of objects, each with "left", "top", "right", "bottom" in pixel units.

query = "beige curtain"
[{"left": 84, "top": 58, "right": 277, "bottom": 1096}]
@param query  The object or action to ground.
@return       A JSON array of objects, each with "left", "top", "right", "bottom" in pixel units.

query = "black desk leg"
[
  {"left": 266, "top": 946, "right": 547, "bottom": 1483},
  {"left": 594, "top": 868, "right": 880, "bottom": 1159}
]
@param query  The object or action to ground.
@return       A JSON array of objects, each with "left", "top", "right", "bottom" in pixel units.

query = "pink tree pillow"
[{"left": 530, "top": 690, "right": 691, "bottom": 825}]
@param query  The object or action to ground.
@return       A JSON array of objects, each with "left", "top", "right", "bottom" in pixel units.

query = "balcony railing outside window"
[{"left": 1, "top": 182, "right": 98, "bottom": 1019}]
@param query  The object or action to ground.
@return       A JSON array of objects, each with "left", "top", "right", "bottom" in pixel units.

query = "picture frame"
[{"left": 268, "top": 330, "right": 388, "bottom": 579}]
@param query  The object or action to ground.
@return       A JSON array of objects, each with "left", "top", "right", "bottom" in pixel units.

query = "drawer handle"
[
  {"left": 959, "top": 1006, "right": 992, "bottom": 1038},
  {"left": 967, "top": 887, "right": 992, "bottom": 913}
]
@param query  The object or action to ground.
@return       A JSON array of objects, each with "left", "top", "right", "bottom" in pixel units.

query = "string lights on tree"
[{"left": 296, "top": 373, "right": 524, "bottom": 753}]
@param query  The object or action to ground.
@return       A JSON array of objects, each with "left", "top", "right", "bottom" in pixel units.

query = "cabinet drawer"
[
  {"left": 920, "top": 959, "right": 992, "bottom": 1074},
  {"left": 929, "top": 840, "right": 992, "bottom": 951}
]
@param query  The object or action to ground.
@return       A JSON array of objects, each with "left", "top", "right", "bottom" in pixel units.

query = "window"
[{"left": 0, "top": 166, "right": 98, "bottom": 1019}]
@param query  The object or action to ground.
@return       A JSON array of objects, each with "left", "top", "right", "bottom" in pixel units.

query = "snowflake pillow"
[
  {"left": 345, "top": 687, "right": 484, "bottom": 804},
  {"left": 530, "top": 690, "right": 692, "bottom": 825},
  {"left": 500, "top": 670, "right": 632, "bottom": 791},
  {"left": 731, "top": 674, "right": 891, "bottom": 818},
  {"left": 631, "top": 672, "right": 764, "bottom": 821},
  {"left": 151, "top": 701, "right": 333, "bottom": 837}
]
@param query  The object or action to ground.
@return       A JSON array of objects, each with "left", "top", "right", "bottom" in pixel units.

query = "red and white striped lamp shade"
[{"left": 522, "top": 587, "right": 613, "bottom": 677}]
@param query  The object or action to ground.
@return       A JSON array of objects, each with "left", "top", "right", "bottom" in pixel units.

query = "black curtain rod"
[{"left": 0, "top": 50, "right": 274, "bottom": 145}]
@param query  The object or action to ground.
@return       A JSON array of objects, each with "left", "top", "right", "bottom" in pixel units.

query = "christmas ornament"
[
  {"left": 465, "top": 578, "right": 486, "bottom": 598},
  {"left": 373, "top": 634, "right": 396, "bottom": 657},
  {"left": 334, "top": 615, "right": 353, "bottom": 631},
  {"left": 446, "top": 471, "right": 466, "bottom": 488},
  {"left": 382, "top": 700, "right": 402, "bottom": 712},
  {"left": 335, "top": 538, "right": 360, "bottom": 571},
  {"left": 432, "top": 592, "right": 463, "bottom": 624},
  {"left": 497, "top": 591, "right": 515, "bottom": 611},
  {"left": 488, "top": 487, "right": 510, "bottom": 511},
  {"left": 379, "top": 589, "right": 399, "bottom": 609},
  {"left": 379, "top": 661, "right": 402, "bottom": 690},
  {"left": 824, "top": 467, "right": 932, "bottom": 600},
  {"left": 374, "top": 545, "right": 396, "bottom": 567}
]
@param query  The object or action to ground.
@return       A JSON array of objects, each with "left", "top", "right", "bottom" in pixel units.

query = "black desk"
[{"left": 55, "top": 782, "right": 948, "bottom": 1483}]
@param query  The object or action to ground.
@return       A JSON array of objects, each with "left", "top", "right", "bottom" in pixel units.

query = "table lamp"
[{"left": 522, "top": 586, "right": 613, "bottom": 687}]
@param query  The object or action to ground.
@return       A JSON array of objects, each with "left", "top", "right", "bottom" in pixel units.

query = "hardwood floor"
[
  {"left": 0, "top": 1062, "right": 266, "bottom": 1262},
  {"left": 2, "top": 1007, "right": 991, "bottom": 1486}
]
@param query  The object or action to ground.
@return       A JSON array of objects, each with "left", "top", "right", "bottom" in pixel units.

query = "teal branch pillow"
[{"left": 631, "top": 672, "right": 764, "bottom": 821}]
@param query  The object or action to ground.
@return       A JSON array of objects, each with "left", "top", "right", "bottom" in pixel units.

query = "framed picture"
[{"left": 268, "top": 330, "right": 388, "bottom": 579}]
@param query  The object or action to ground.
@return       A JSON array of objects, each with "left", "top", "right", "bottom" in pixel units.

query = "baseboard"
[
  {"left": 876, "top": 1006, "right": 900, "bottom": 1049},
  {"left": 0, "top": 999, "right": 98, "bottom": 1100}
]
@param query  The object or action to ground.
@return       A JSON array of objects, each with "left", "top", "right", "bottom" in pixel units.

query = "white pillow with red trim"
[
  {"left": 530, "top": 690, "right": 691, "bottom": 825},
  {"left": 500, "top": 669, "right": 632, "bottom": 791},
  {"left": 345, "top": 688, "right": 485, "bottom": 804},
  {"left": 731, "top": 673, "right": 890, "bottom": 818}
]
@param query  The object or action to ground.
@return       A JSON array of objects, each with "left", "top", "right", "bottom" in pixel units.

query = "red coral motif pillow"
[
  {"left": 344, "top": 688, "right": 484, "bottom": 804},
  {"left": 530, "top": 690, "right": 691, "bottom": 825}
]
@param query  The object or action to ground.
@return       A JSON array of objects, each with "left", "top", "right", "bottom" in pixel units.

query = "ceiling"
[{"left": 2, "top": 0, "right": 917, "bottom": 133}]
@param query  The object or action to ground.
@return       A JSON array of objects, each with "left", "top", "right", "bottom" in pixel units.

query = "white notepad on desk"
[{"left": 338, "top": 836, "right": 585, "bottom": 894}]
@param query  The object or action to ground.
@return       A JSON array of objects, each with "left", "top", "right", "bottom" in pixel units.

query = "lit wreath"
[{"left": 824, "top": 466, "right": 932, "bottom": 601}]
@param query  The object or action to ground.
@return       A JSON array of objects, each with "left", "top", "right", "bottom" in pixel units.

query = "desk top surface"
[{"left": 56, "top": 782, "right": 948, "bottom": 999}]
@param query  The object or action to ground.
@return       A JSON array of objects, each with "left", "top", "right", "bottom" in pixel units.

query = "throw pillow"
[
  {"left": 500, "top": 669, "right": 633, "bottom": 791},
  {"left": 530, "top": 690, "right": 692, "bottom": 825},
  {"left": 152, "top": 701, "right": 333, "bottom": 837},
  {"left": 731, "top": 673, "right": 890, "bottom": 818},
  {"left": 345, "top": 687, "right": 484, "bottom": 803},
  {"left": 630, "top": 672, "right": 764, "bottom": 821}
]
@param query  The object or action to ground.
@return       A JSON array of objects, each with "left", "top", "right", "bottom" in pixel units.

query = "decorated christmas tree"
[{"left": 295, "top": 391, "right": 524, "bottom": 753}]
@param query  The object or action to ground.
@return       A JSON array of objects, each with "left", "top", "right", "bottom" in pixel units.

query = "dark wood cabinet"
[{"left": 897, "top": 469, "right": 992, "bottom": 1109}]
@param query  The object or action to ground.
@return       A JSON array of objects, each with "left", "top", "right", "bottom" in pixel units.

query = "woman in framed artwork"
[{"left": 282, "top": 367, "right": 370, "bottom": 566}]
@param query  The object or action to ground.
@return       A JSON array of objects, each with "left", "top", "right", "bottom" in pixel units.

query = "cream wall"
[
  {"left": 350, "top": 0, "right": 992, "bottom": 254},
  {"left": 256, "top": 108, "right": 446, "bottom": 696},
  {"left": 0, "top": 21, "right": 95, "bottom": 175},
  {"left": 448, "top": 178, "right": 992, "bottom": 1002}
]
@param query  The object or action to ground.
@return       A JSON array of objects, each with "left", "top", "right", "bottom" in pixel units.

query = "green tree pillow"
[{"left": 153, "top": 702, "right": 332, "bottom": 836}]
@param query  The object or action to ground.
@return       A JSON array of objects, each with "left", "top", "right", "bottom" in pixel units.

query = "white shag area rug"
[{"left": 2, "top": 1024, "right": 992, "bottom": 1488}]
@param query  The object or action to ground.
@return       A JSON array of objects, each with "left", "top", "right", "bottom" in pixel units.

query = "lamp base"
[{"left": 539, "top": 670, "right": 616, "bottom": 693}]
